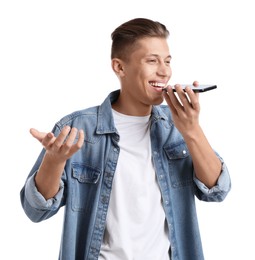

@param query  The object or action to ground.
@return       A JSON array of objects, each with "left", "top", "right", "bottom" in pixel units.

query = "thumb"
[{"left": 29, "top": 128, "right": 50, "bottom": 142}]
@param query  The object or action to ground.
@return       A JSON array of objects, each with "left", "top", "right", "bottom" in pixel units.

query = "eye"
[{"left": 148, "top": 59, "right": 157, "bottom": 64}]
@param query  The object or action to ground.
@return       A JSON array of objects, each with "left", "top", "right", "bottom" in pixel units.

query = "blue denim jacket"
[{"left": 20, "top": 90, "right": 231, "bottom": 260}]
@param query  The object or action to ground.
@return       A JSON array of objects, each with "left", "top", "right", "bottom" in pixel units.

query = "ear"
[{"left": 111, "top": 58, "right": 125, "bottom": 77}]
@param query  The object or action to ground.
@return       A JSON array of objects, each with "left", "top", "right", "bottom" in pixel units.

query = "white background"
[{"left": 1, "top": 0, "right": 254, "bottom": 259}]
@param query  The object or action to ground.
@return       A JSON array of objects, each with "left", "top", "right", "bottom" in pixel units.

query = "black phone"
[{"left": 172, "top": 85, "right": 217, "bottom": 93}]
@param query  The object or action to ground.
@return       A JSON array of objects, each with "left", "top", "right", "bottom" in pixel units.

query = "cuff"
[
  {"left": 24, "top": 172, "right": 64, "bottom": 210},
  {"left": 194, "top": 161, "right": 231, "bottom": 194}
]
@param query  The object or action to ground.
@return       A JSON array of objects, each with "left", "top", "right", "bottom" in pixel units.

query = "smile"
[
  {"left": 149, "top": 82, "right": 166, "bottom": 88},
  {"left": 149, "top": 81, "right": 167, "bottom": 92}
]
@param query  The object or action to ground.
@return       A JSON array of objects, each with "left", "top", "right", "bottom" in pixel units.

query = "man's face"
[{"left": 119, "top": 37, "right": 172, "bottom": 113}]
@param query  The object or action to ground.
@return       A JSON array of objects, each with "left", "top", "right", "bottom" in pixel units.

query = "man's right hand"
[
  {"left": 30, "top": 126, "right": 84, "bottom": 164},
  {"left": 30, "top": 126, "right": 84, "bottom": 199}
]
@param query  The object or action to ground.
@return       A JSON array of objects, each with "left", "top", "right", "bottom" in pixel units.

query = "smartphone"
[{"left": 172, "top": 84, "right": 217, "bottom": 93}]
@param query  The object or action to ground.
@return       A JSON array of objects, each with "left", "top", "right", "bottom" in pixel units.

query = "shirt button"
[
  {"left": 183, "top": 150, "right": 186, "bottom": 155},
  {"left": 101, "top": 196, "right": 108, "bottom": 204}
]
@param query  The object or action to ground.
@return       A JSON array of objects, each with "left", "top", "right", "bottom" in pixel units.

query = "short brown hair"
[{"left": 111, "top": 18, "right": 170, "bottom": 60}]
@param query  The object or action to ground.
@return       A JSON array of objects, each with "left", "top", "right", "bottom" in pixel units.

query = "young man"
[{"left": 20, "top": 18, "right": 231, "bottom": 260}]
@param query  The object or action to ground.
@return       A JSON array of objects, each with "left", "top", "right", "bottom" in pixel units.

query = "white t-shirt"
[{"left": 99, "top": 109, "right": 170, "bottom": 260}]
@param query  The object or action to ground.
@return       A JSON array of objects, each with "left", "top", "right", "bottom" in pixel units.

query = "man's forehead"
[{"left": 123, "top": 37, "right": 170, "bottom": 61}]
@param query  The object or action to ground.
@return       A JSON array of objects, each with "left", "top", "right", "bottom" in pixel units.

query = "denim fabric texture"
[{"left": 20, "top": 90, "right": 231, "bottom": 260}]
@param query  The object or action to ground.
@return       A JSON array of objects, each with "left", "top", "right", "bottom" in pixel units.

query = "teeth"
[{"left": 150, "top": 82, "right": 166, "bottom": 88}]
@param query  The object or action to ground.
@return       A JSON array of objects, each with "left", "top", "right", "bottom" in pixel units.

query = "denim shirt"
[{"left": 20, "top": 90, "right": 231, "bottom": 260}]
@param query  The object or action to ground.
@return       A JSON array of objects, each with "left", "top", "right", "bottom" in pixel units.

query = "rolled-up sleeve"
[
  {"left": 21, "top": 172, "right": 64, "bottom": 222},
  {"left": 193, "top": 158, "right": 231, "bottom": 202},
  {"left": 25, "top": 172, "right": 64, "bottom": 210}
]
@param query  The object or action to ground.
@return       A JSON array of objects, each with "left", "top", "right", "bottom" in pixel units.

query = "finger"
[
  {"left": 69, "top": 129, "right": 85, "bottom": 154},
  {"left": 185, "top": 87, "right": 200, "bottom": 111},
  {"left": 52, "top": 125, "right": 71, "bottom": 150},
  {"left": 76, "top": 129, "right": 85, "bottom": 149},
  {"left": 63, "top": 127, "right": 79, "bottom": 150},
  {"left": 174, "top": 84, "right": 191, "bottom": 109},
  {"left": 193, "top": 80, "right": 199, "bottom": 87},
  {"left": 30, "top": 128, "right": 53, "bottom": 143},
  {"left": 191, "top": 81, "right": 200, "bottom": 102},
  {"left": 163, "top": 87, "right": 178, "bottom": 114}
]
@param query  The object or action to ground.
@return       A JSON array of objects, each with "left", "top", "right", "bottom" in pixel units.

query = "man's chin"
[{"left": 153, "top": 96, "right": 164, "bottom": 106}]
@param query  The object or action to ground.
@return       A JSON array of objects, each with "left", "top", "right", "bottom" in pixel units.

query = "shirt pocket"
[
  {"left": 71, "top": 162, "right": 101, "bottom": 212},
  {"left": 164, "top": 141, "right": 193, "bottom": 188}
]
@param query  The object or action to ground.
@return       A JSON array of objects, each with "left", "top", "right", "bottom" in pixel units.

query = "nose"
[{"left": 157, "top": 62, "right": 171, "bottom": 78}]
